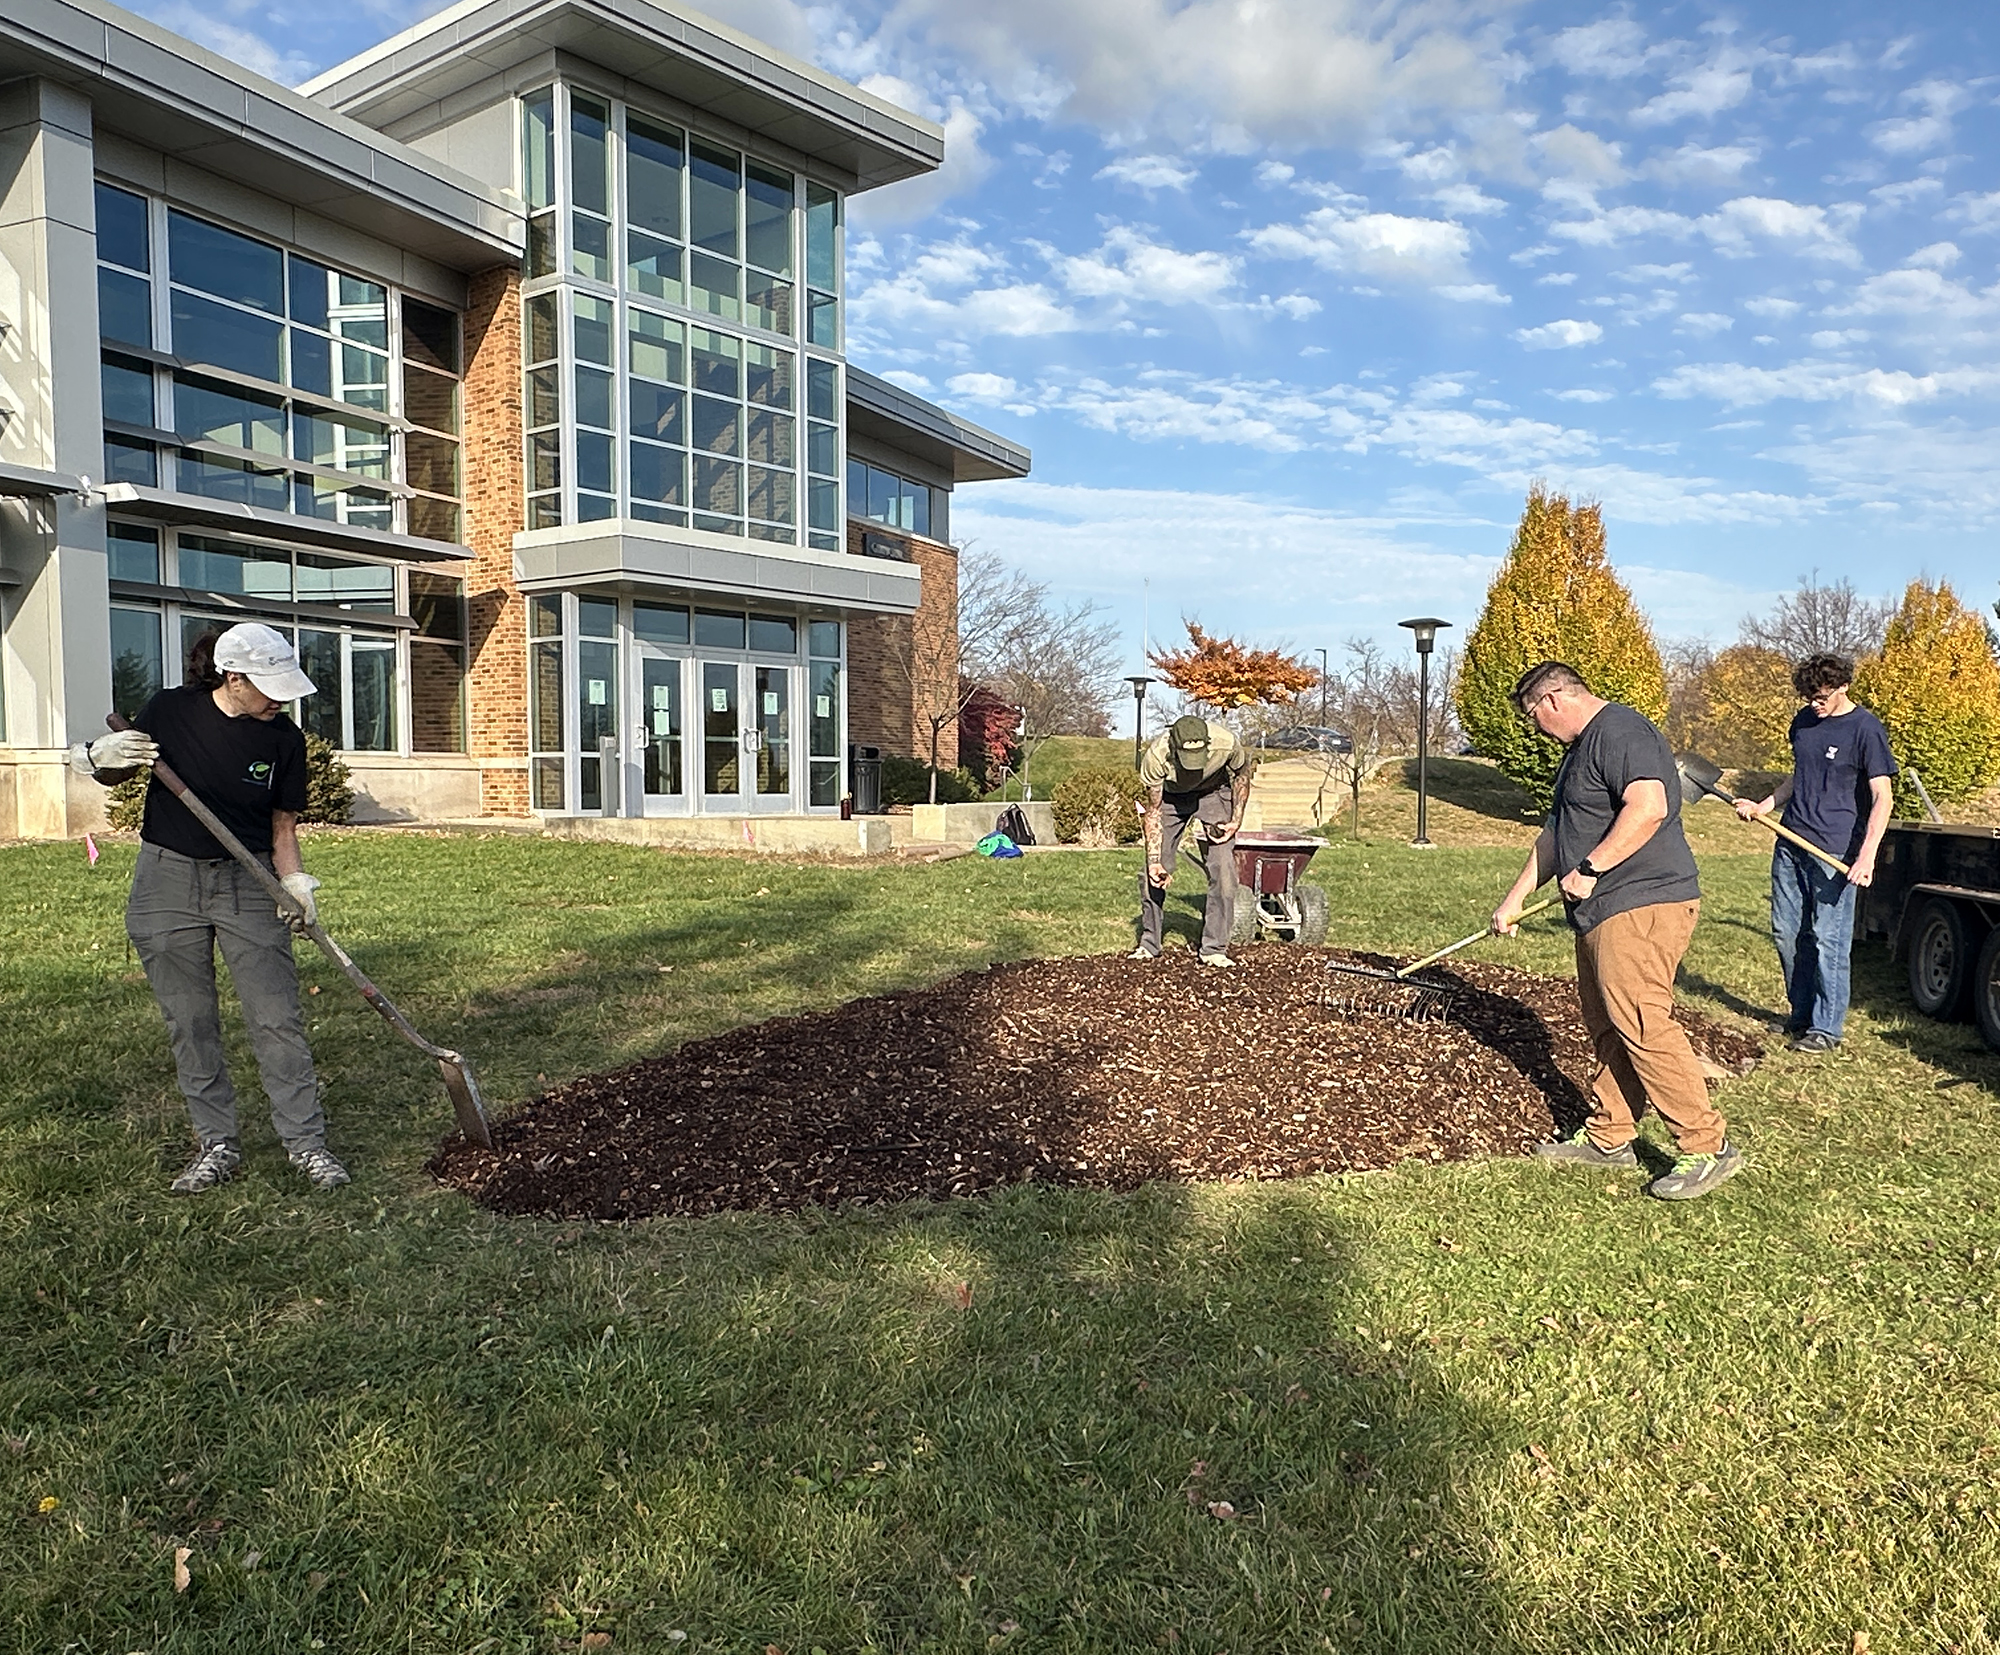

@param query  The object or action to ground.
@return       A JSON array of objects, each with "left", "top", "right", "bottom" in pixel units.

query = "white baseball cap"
[{"left": 213, "top": 623, "right": 316, "bottom": 700}]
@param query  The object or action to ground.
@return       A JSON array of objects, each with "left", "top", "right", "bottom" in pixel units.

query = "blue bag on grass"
[{"left": 975, "top": 832, "right": 1023, "bottom": 859}]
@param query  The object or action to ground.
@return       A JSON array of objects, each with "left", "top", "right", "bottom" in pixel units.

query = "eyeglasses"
[{"left": 1516, "top": 688, "right": 1559, "bottom": 721}]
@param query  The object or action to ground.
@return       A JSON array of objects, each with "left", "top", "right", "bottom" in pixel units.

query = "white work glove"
[
  {"left": 279, "top": 872, "right": 321, "bottom": 933},
  {"left": 69, "top": 728, "right": 158, "bottom": 777}
]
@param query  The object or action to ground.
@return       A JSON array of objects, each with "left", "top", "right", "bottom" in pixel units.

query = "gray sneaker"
[
  {"left": 1198, "top": 951, "right": 1237, "bottom": 970},
  {"left": 170, "top": 1141, "right": 241, "bottom": 1196},
  {"left": 1532, "top": 1128, "right": 1638, "bottom": 1168},
  {"left": 1126, "top": 945, "right": 1160, "bottom": 960},
  {"left": 289, "top": 1146, "right": 350, "bottom": 1191},
  {"left": 1647, "top": 1141, "right": 1744, "bottom": 1202}
]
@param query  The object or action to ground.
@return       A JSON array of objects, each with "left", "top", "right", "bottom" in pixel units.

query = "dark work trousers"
[
  {"left": 125, "top": 843, "right": 326, "bottom": 1153},
  {"left": 1138, "top": 781, "right": 1239, "bottom": 956}
]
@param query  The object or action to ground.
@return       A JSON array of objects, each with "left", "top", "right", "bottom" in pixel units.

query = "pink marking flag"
[{"left": 85, "top": 833, "right": 100, "bottom": 866}]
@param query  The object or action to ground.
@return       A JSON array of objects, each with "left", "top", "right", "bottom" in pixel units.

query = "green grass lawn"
[{"left": 7, "top": 829, "right": 2000, "bottom": 1653}]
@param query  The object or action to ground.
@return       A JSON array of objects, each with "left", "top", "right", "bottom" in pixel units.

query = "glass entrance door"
[
  {"left": 700, "top": 661, "right": 742, "bottom": 809},
  {"left": 638, "top": 653, "right": 684, "bottom": 813},
  {"left": 751, "top": 665, "right": 792, "bottom": 813}
]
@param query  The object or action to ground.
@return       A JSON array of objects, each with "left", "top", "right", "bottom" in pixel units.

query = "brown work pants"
[{"left": 1573, "top": 900, "right": 1725, "bottom": 1157}]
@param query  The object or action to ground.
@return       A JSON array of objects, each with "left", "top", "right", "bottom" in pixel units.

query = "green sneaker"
[
  {"left": 1647, "top": 1142, "right": 1744, "bottom": 1202},
  {"left": 1532, "top": 1128, "right": 1638, "bottom": 1168}
]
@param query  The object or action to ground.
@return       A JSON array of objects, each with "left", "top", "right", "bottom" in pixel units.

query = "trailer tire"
[
  {"left": 1296, "top": 883, "right": 1330, "bottom": 947},
  {"left": 1975, "top": 926, "right": 2000, "bottom": 1054},
  {"left": 1908, "top": 897, "right": 1976, "bottom": 1022}
]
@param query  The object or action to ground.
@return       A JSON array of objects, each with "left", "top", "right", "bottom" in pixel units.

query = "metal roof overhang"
[
  {"left": 846, "top": 367, "right": 1032, "bottom": 484},
  {"left": 100, "top": 484, "right": 476, "bottom": 563},
  {"left": 0, "top": 459, "right": 89, "bottom": 499},
  {"left": 1, "top": 0, "right": 524, "bottom": 269},
  {"left": 301, "top": 0, "right": 942, "bottom": 192},
  {"left": 514, "top": 521, "right": 921, "bottom": 613}
]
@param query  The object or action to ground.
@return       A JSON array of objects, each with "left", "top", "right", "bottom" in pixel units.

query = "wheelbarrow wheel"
[
  {"left": 1296, "top": 882, "right": 1329, "bottom": 947},
  {"left": 1229, "top": 893, "right": 1257, "bottom": 946}
]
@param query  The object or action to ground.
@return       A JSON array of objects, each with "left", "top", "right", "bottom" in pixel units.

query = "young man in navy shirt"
[{"left": 1735, "top": 652, "right": 1897, "bottom": 1053}]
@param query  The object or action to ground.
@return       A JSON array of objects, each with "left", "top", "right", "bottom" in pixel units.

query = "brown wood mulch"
[{"left": 429, "top": 949, "right": 1766, "bottom": 1222}]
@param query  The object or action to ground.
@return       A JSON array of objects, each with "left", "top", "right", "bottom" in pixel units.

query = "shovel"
[
  {"left": 1678, "top": 753, "right": 1849, "bottom": 876},
  {"left": 108, "top": 714, "right": 493, "bottom": 1148}
]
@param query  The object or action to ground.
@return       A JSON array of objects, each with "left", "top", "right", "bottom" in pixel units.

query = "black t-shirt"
[
  {"left": 1549, "top": 703, "right": 1702, "bottom": 934},
  {"left": 132, "top": 686, "right": 309, "bottom": 858}
]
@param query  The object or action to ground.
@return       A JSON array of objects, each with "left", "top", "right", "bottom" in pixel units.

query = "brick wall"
[
  {"left": 845, "top": 521, "right": 959, "bottom": 770},
  {"left": 460, "top": 264, "right": 529, "bottom": 815}
]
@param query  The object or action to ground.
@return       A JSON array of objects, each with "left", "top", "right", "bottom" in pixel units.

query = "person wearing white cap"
[{"left": 73, "top": 622, "right": 348, "bottom": 1194}]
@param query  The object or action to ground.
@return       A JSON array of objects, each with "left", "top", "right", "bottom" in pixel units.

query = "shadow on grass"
[
  {"left": 14, "top": 1177, "right": 1533, "bottom": 1653},
  {"left": 1395, "top": 758, "right": 1540, "bottom": 826},
  {"left": 1849, "top": 936, "right": 2000, "bottom": 1091}
]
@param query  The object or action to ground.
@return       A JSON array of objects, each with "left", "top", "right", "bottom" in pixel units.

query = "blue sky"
[{"left": 134, "top": 0, "right": 2000, "bottom": 685}]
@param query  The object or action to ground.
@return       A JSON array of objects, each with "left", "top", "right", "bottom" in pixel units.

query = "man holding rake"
[{"left": 1492, "top": 662, "right": 1741, "bottom": 1202}]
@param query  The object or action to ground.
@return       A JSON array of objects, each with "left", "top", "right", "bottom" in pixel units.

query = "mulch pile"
[{"left": 429, "top": 949, "right": 1765, "bottom": 1221}]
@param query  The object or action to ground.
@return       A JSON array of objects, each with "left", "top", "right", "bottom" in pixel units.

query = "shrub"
[
  {"left": 1052, "top": 765, "right": 1145, "bottom": 846},
  {"left": 1854, "top": 579, "right": 2000, "bottom": 810},
  {"left": 881, "top": 755, "right": 979, "bottom": 807},
  {"left": 104, "top": 734, "right": 355, "bottom": 833},
  {"left": 1457, "top": 483, "right": 1667, "bottom": 810}
]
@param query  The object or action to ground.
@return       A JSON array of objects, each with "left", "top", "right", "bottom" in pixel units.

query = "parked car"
[{"left": 1258, "top": 726, "right": 1353, "bottom": 754}]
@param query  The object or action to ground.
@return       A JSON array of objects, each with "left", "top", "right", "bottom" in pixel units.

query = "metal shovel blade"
[{"left": 1678, "top": 751, "right": 1730, "bottom": 807}]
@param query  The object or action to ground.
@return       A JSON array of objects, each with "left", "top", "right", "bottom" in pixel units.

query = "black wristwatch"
[{"left": 1575, "top": 858, "right": 1604, "bottom": 880}]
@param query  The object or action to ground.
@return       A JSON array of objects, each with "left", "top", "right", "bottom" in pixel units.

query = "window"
[
  {"left": 808, "top": 619, "right": 842, "bottom": 806},
  {"left": 523, "top": 87, "right": 557, "bottom": 278},
  {"left": 627, "top": 116, "right": 684, "bottom": 304},
  {"left": 529, "top": 594, "right": 565, "bottom": 810},
  {"left": 524, "top": 290, "right": 562, "bottom": 529},
  {"left": 409, "top": 569, "right": 467, "bottom": 753},
  {"left": 578, "top": 598, "right": 618, "bottom": 811},
  {"left": 96, "top": 185, "right": 464, "bottom": 543},
  {"left": 806, "top": 360, "right": 841, "bottom": 550},
  {"left": 571, "top": 93, "right": 613, "bottom": 284},
  {"left": 107, "top": 523, "right": 161, "bottom": 584},
  {"left": 111, "top": 607, "right": 163, "bottom": 719},
  {"left": 573, "top": 293, "right": 617, "bottom": 521},
  {"left": 847, "top": 460, "right": 935, "bottom": 538}
]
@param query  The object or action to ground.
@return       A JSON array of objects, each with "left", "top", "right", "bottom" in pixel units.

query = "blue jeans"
[{"left": 1770, "top": 840, "right": 1856, "bottom": 1039}]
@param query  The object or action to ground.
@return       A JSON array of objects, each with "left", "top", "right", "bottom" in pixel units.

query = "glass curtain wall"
[
  {"left": 92, "top": 181, "right": 466, "bottom": 543},
  {"left": 516, "top": 83, "right": 844, "bottom": 547}
]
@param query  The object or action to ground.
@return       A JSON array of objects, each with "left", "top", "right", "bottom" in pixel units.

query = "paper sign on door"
[
  {"left": 652, "top": 711, "right": 672, "bottom": 735},
  {"left": 710, "top": 687, "right": 728, "bottom": 712},
  {"left": 815, "top": 695, "right": 832, "bottom": 718},
  {"left": 762, "top": 691, "right": 779, "bottom": 715},
  {"left": 651, "top": 685, "right": 671, "bottom": 709},
  {"left": 587, "top": 679, "right": 607, "bottom": 705}
]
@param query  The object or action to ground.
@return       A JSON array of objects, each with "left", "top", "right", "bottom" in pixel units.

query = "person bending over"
[
  {"left": 74, "top": 623, "right": 347, "bottom": 1195},
  {"left": 1133, "top": 716, "right": 1253, "bottom": 968}
]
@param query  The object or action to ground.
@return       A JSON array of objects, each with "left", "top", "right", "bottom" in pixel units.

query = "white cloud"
[
  {"left": 1248, "top": 205, "right": 1476, "bottom": 289},
  {"left": 1514, "top": 318, "right": 1603, "bottom": 349},
  {"left": 850, "top": 98, "right": 993, "bottom": 225},
  {"left": 1428, "top": 182, "right": 1509, "bottom": 218},
  {"left": 1095, "top": 154, "right": 1199, "bottom": 192},
  {"left": 1677, "top": 312, "right": 1734, "bottom": 336},
  {"left": 1809, "top": 329, "right": 1872, "bottom": 349},
  {"left": 880, "top": 369, "right": 934, "bottom": 393},
  {"left": 1549, "top": 19, "right": 1654, "bottom": 79},
  {"left": 1056, "top": 226, "right": 1241, "bottom": 305},
  {"left": 1766, "top": 422, "right": 2000, "bottom": 521},
  {"left": 1906, "top": 241, "right": 1962, "bottom": 269},
  {"left": 1436, "top": 284, "right": 1511, "bottom": 305},
  {"left": 945, "top": 372, "right": 1019, "bottom": 402},
  {"left": 1536, "top": 271, "right": 1578, "bottom": 286},
  {"left": 848, "top": 236, "right": 1082, "bottom": 341},
  {"left": 1655, "top": 359, "right": 2000, "bottom": 408},
  {"left": 1949, "top": 192, "right": 2000, "bottom": 233},
  {"left": 1550, "top": 205, "right": 1695, "bottom": 248},
  {"left": 1534, "top": 124, "right": 1628, "bottom": 185},
  {"left": 1743, "top": 296, "right": 1802, "bottom": 318},
  {"left": 146, "top": 3, "right": 316, "bottom": 84},
  {"left": 1868, "top": 79, "right": 1967, "bottom": 156},
  {"left": 1871, "top": 177, "right": 1945, "bottom": 210},
  {"left": 1696, "top": 197, "right": 1862, "bottom": 264},
  {"left": 1829, "top": 266, "right": 2000, "bottom": 323},
  {"left": 1625, "top": 262, "right": 1696, "bottom": 283},
  {"left": 1632, "top": 57, "right": 1756, "bottom": 126},
  {"left": 1554, "top": 388, "right": 1616, "bottom": 402},
  {"left": 1644, "top": 142, "right": 1758, "bottom": 187},
  {"left": 1255, "top": 161, "right": 1296, "bottom": 187}
]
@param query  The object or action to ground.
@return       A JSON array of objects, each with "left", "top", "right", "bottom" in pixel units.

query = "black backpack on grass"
[{"left": 995, "top": 803, "right": 1035, "bottom": 847}]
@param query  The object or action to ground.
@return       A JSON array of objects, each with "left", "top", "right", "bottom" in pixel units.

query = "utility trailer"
[{"left": 1861, "top": 820, "right": 2000, "bottom": 1051}]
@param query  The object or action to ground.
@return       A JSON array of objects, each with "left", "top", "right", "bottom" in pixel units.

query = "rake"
[{"left": 1323, "top": 895, "right": 1560, "bottom": 1020}]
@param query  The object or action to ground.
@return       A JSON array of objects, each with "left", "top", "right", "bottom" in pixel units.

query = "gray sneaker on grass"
[
  {"left": 170, "top": 1141, "right": 241, "bottom": 1196},
  {"left": 1532, "top": 1128, "right": 1639, "bottom": 1168},
  {"left": 289, "top": 1146, "right": 350, "bottom": 1191},
  {"left": 1647, "top": 1141, "right": 1743, "bottom": 1201}
]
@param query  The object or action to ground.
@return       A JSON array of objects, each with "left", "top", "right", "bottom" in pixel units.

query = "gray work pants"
[
  {"left": 126, "top": 843, "right": 325, "bottom": 1153},
  {"left": 1138, "top": 783, "right": 1239, "bottom": 956}
]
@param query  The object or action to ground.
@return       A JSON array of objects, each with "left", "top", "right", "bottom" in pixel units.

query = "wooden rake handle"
[{"left": 1399, "top": 895, "right": 1559, "bottom": 978}]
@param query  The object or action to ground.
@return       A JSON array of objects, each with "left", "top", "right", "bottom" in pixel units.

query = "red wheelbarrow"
[{"left": 1226, "top": 830, "right": 1330, "bottom": 946}]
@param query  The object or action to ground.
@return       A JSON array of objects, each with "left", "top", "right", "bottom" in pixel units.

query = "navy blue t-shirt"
[{"left": 1781, "top": 705, "right": 1896, "bottom": 861}]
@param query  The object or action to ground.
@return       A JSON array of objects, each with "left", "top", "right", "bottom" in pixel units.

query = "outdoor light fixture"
[
  {"left": 1124, "top": 674, "right": 1155, "bottom": 770},
  {"left": 1398, "top": 617, "right": 1452, "bottom": 848}
]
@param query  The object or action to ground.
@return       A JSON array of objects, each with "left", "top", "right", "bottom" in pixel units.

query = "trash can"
[{"left": 849, "top": 744, "right": 883, "bottom": 815}]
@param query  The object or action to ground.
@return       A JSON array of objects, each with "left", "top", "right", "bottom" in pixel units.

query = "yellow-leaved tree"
[
  {"left": 1854, "top": 579, "right": 2000, "bottom": 810},
  {"left": 1678, "top": 644, "right": 1795, "bottom": 771},
  {"left": 1457, "top": 484, "right": 1667, "bottom": 809}
]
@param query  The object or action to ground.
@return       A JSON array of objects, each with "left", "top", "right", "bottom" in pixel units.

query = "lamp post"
[
  {"left": 1398, "top": 617, "right": 1451, "bottom": 848},
  {"left": 1124, "top": 674, "right": 1155, "bottom": 770},
  {"left": 1316, "top": 647, "right": 1329, "bottom": 730}
]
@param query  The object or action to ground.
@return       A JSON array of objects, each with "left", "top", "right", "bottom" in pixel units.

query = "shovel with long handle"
[
  {"left": 107, "top": 714, "right": 493, "bottom": 1148},
  {"left": 1678, "top": 753, "right": 1850, "bottom": 876}
]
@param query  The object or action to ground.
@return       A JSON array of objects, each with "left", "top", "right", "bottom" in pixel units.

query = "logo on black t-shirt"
[{"left": 245, "top": 760, "right": 274, "bottom": 788}]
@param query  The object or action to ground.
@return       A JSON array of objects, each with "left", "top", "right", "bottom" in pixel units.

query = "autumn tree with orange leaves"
[{"left": 1148, "top": 622, "right": 1318, "bottom": 712}]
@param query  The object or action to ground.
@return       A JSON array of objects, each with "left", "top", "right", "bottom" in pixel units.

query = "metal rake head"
[{"left": 1319, "top": 976, "right": 1458, "bottom": 1024}]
